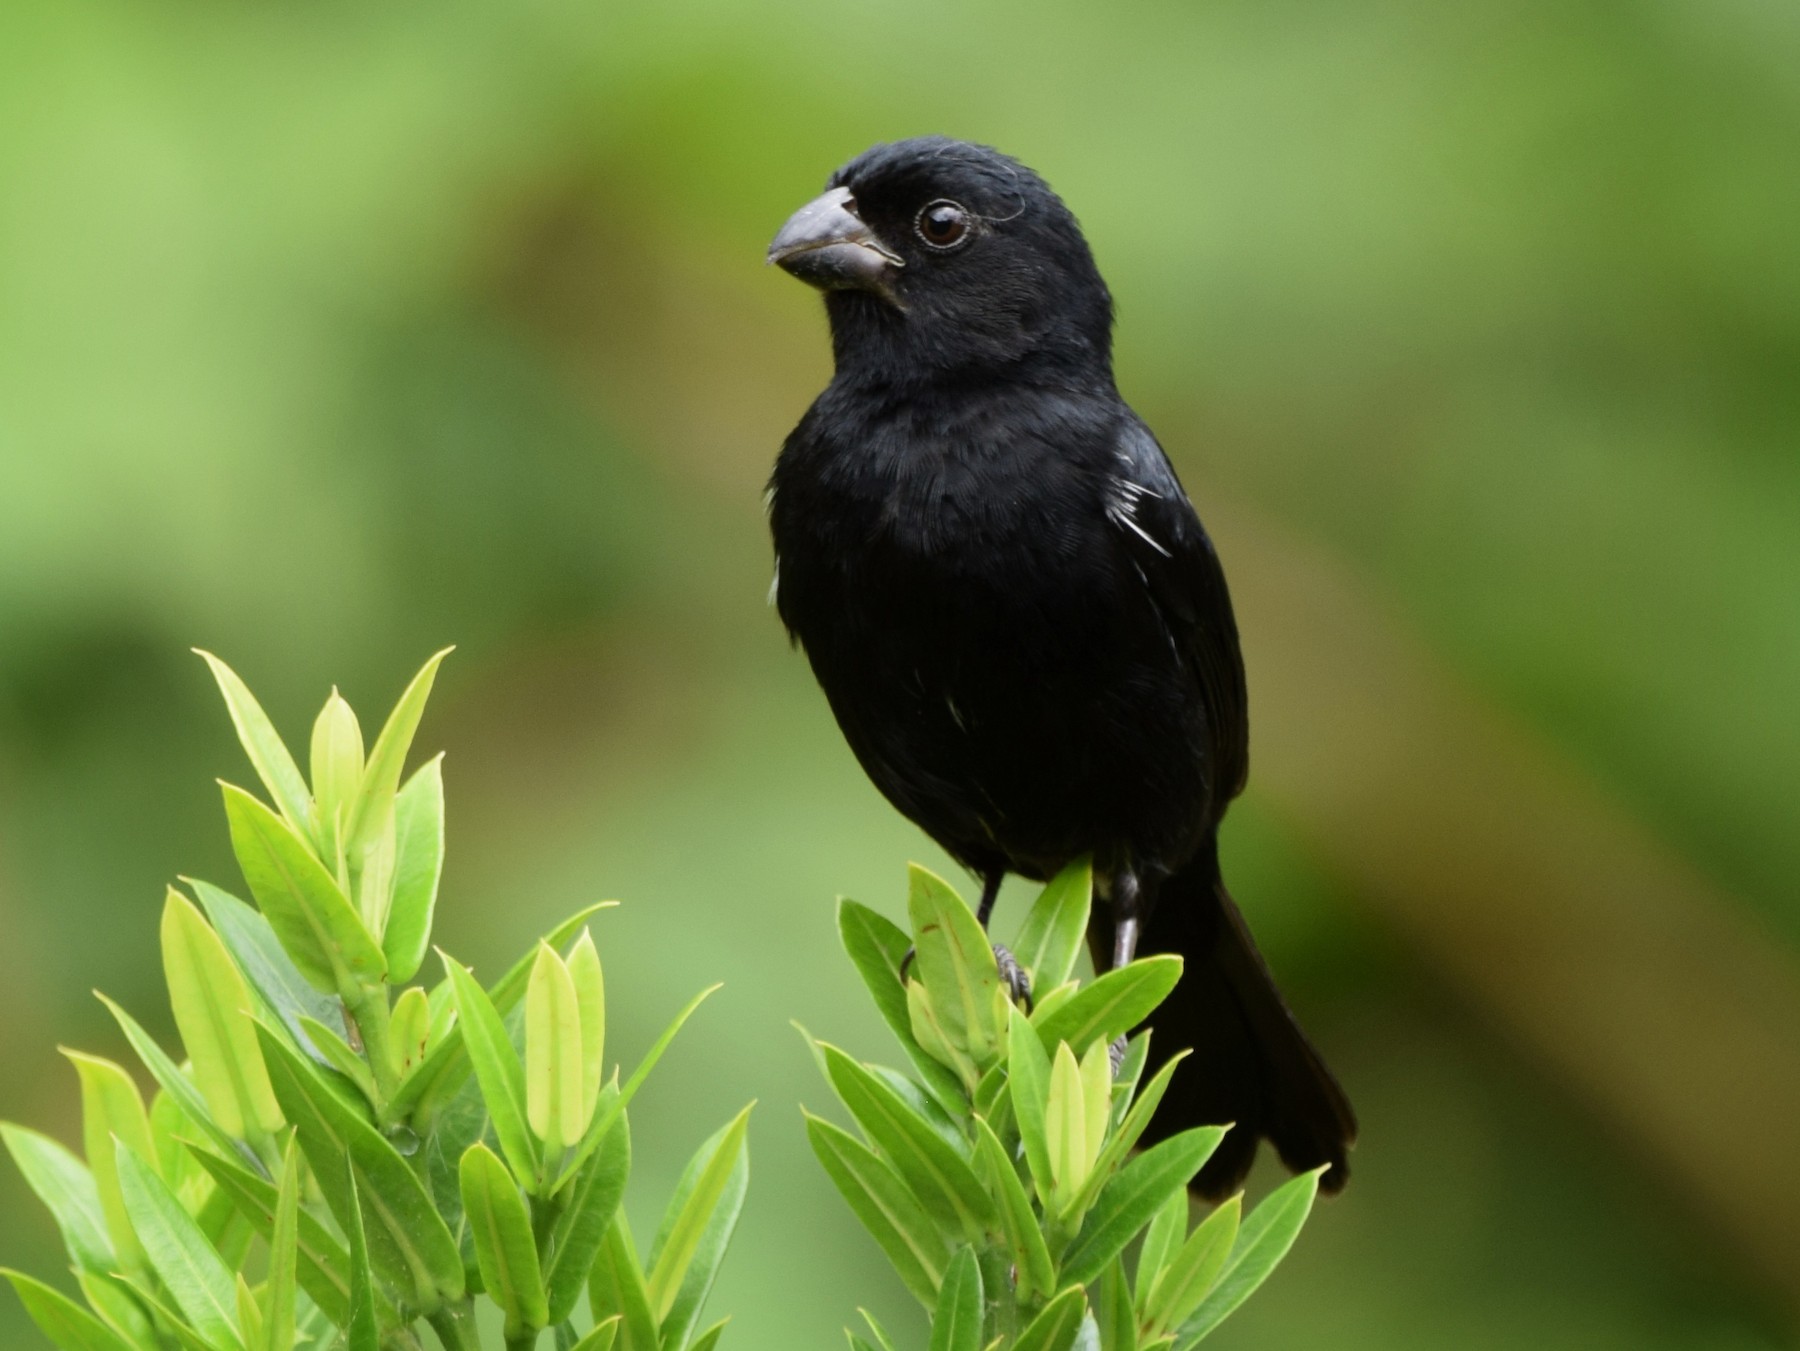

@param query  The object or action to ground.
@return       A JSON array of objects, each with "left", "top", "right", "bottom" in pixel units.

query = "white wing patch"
[
  {"left": 1104, "top": 472, "right": 1170, "bottom": 557},
  {"left": 768, "top": 557, "right": 780, "bottom": 606}
]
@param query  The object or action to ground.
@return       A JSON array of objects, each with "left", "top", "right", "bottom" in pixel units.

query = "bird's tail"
[{"left": 1127, "top": 856, "right": 1357, "bottom": 1199}]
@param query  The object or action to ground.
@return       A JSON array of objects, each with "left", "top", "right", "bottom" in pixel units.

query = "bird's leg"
[
  {"left": 1107, "top": 867, "right": 1144, "bottom": 1074},
  {"left": 978, "top": 871, "right": 1032, "bottom": 1007},
  {"left": 976, "top": 871, "right": 1003, "bottom": 927},
  {"left": 1112, "top": 867, "right": 1142, "bottom": 969}
]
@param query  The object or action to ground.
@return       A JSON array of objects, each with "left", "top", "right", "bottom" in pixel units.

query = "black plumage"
[{"left": 766, "top": 136, "right": 1354, "bottom": 1196}]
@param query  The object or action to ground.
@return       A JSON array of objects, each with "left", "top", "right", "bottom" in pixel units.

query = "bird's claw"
[
  {"left": 897, "top": 942, "right": 1033, "bottom": 1010},
  {"left": 1107, "top": 1034, "right": 1129, "bottom": 1077}
]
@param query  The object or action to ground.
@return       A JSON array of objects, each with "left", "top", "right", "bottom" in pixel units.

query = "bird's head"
[{"left": 768, "top": 137, "right": 1114, "bottom": 383}]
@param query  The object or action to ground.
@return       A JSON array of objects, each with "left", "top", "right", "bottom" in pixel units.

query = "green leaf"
[
  {"left": 108, "top": 1275, "right": 220, "bottom": 1351},
  {"left": 646, "top": 1105, "right": 752, "bottom": 1336},
  {"left": 1174, "top": 1168, "right": 1322, "bottom": 1348},
  {"left": 566, "top": 930, "right": 605, "bottom": 1125},
  {"left": 263, "top": 1142, "right": 301, "bottom": 1351},
  {"left": 3, "top": 1269, "right": 134, "bottom": 1351},
  {"left": 971, "top": 1117, "right": 1053, "bottom": 1302},
  {"left": 543, "top": 1109, "right": 630, "bottom": 1325},
  {"left": 1032, "top": 958, "right": 1183, "bottom": 1058},
  {"left": 905, "top": 976, "right": 979, "bottom": 1095},
  {"left": 162, "top": 889, "right": 283, "bottom": 1141},
  {"left": 114, "top": 1142, "right": 245, "bottom": 1351},
  {"left": 188, "top": 879, "right": 344, "bottom": 1071},
  {"left": 1134, "top": 1189, "right": 1188, "bottom": 1317},
  {"left": 1070, "top": 1051, "right": 1191, "bottom": 1222},
  {"left": 388, "top": 986, "right": 431, "bottom": 1082},
  {"left": 570, "top": 1316, "right": 622, "bottom": 1351},
  {"left": 309, "top": 688, "right": 364, "bottom": 869},
  {"left": 1046, "top": 1040, "right": 1091, "bottom": 1214},
  {"left": 222, "top": 784, "right": 386, "bottom": 994},
  {"left": 235, "top": 1275, "right": 261, "bottom": 1351},
  {"left": 341, "top": 1166, "right": 380, "bottom": 1351},
  {"left": 1013, "top": 1285, "right": 1088, "bottom": 1351},
  {"left": 392, "top": 903, "right": 615, "bottom": 1128},
  {"left": 64, "top": 1052, "right": 153, "bottom": 1270},
  {"left": 1095, "top": 1256, "right": 1135, "bottom": 1351},
  {"left": 687, "top": 1317, "right": 730, "bottom": 1351},
  {"left": 527, "top": 944, "right": 585, "bottom": 1156},
  {"left": 1143, "top": 1194, "right": 1238, "bottom": 1338},
  {"left": 804, "top": 1114, "right": 947, "bottom": 1306},
  {"left": 95, "top": 995, "right": 246, "bottom": 1169},
  {"left": 384, "top": 756, "right": 444, "bottom": 983},
  {"left": 589, "top": 1217, "right": 659, "bottom": 1351},
  {"left": 1059, "top": 1126, "right": 1228, "bottom": 1289},
  {"left": 188, "top": 1147, "right": 364, "bottom": 1327},
  {"left": 858, "top": 1308, "right": 899, "bottom": 1351},
  {"left": 343, "top": 648, "right": 451, "bottom": 866},
  {"left": 927, "top": 1247, "right": 982, "bottom": 1351},
  {"left": 295, "top": 1015, "right": 377, "bottom": 1105},
  {"left": 196, "top": 651, "right": 313, "bottom": 841},
  {"left": 907, "top": 865, "right": 1004, "bottom": 1068},
  {"left": 2, "top": 1123, "right": 113, "bottom": 1273},
  {"left": 258, "top": 1025, "right": 465, "bottom": 1313},
  {"left": 1011, "top": 858, "right": 1092, "bottom": 993},
  {"left": 1006, "top": 1005, "right": 1054, "bottom": 1207},
  {"left": 820, "top": 1044, "right": 995, "bottom": 1245},
  {"left": 73, "top": 1269, "right": 157, "bottom": 1350},
  {"left": 550, "top": 983, "right": 720, "bottom": 1193},
  {"left": 837, "top": 900, "right": 967, "bottom": 1117},
  {"left": 461, "top": 1142, "right": 549, "bottom": 1336},
  {"left": 443, "top": 954, "right": 540, "bottom": 1187}
]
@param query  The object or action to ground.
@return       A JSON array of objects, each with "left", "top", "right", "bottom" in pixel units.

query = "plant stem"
[
  {"left": 343, "top": 979, "right": 401, "bottom": 1106},
  {"left": 427, "top": 1300, "right": 484, "bottom": 1351}
]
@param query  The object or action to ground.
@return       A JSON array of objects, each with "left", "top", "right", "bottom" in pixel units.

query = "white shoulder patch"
[{"left": 1104, "top": 470, "right": 1170, "bottom": 558}]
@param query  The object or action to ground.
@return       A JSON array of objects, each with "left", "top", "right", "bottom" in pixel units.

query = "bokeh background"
[{"left": 3, "top": 0, "right": 1798, "bottom": 1346}]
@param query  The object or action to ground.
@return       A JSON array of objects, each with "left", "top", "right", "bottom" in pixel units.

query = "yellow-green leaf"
[
  {"left": 1080, "top": 1038, "right": 1112, "bottom": 1169},
  {"left": 196, "top": 651, "right": 312, "bottom": 841},
  {"left": 1143, "top": 1193, "right": 1239, "bottom": 1337},
  {"left": 3, "top": 1269, "right": 134, "bottom": 1351},
  {"left": 444, "top": 954, "right": 539, "bottom": 1187},
  {"left": 1010, "top": 857, "right": 1092, "bottom": 993},
  {"left": 342, "top": 649, "right": 450, "bottom": 865},
  {"left": 264, "top": 1142, "right": 301, "bottom": 1351},
  {"left": 162, "top": 889, "right": 282, "bottom": 1140},
  {"left": 64, "top": 1052, "right": 153, "bottom": 1270},
  {"left": 906, "top": 865, "right": 1004, "bottom": 1068},
  {"left": 383, "top": 755, "right": 444, "bottom": 983},
  {"left": 645, "top": 1105, "right": 752, "bottom": 1323},
  {"left": 115, "top": 1143, "right": 245, "bottom": 1351},
  {"left": 972, "top": 1116, "right": 1054, "bottom": 1301},
  {"left": 567, "top": 929, "right": 605, "bottom": 1128},
  {"left": 1046, "top": 1041, "right": 1089, "bottom": 1212},
  {"left": 527, "top": 944, "right": 584, "bottom": 1155},
  {"left": 309, "top": 688, "right": 363, "bottom": 869},
  {"left": 461, "top": 1142, "right": 549, "bottom": 1336},
  {"left": 388, "top": 987, "right": 430, "bottom": 1082},
  {"left": 222, "top": 784, "right": 386, "bottom": 994}
]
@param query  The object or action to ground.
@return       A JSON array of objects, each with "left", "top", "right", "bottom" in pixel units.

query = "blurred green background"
[{"left": 3, "top": 0, "right": 1798, "bottom": 1346}]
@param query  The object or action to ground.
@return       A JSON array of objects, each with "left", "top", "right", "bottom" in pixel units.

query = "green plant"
[
  {"left": 807, "top": 863, "right": 1320, "bottom": 1351},
  {"left": 3, "top": 652, "right": 748, "bottom": 1351}
]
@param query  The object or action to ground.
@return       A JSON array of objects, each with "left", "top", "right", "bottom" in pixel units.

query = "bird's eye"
[{"left": 915, "top": 200, "right": 971, "bottom": 250}]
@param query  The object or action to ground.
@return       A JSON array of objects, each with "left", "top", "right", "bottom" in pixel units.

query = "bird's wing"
[{"left": 1103, "top": 418, "right": 1250, "bottom": 805}]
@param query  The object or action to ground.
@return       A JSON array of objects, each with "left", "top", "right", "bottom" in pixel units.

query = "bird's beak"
[{"left": 767, "top": 186, "right": 904, "bottom": 305}]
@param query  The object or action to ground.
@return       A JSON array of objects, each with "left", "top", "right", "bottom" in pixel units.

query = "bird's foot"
[
  {"left": 993, "top": 943, "right": 1032, "bottom": 1009},
  {"left": 1108, "top": 1034, "right": 1129, "bottom": 1077},
  {"left": 896, "top": 943, "right": 1032, "bottom": 1009}
]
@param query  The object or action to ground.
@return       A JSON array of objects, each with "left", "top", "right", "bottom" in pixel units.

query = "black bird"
[{"left": 765, "top": 136, "right": 1355, "bottom": 1196}]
